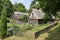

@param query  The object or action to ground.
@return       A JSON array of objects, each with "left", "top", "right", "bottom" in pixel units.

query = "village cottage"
[
  {"left": 28, "top": 9, "right": 55, "bottom": 25},
  {"left": 10, "top": 12, "right": 29, "bottom": 24},
  {"left": 10, "top": 9, "right": 55, "bottom": 25}
]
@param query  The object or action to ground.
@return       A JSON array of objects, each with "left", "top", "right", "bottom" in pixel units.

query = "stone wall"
[{"left": 35, "top": 22, "right": 58, "bottom": 39}]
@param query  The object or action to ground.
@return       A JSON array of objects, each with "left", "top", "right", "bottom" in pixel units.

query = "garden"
[
  {"left": 5, "top": 22, "right": 52, "bottom": 39},
  {"left": 1, "top": 21, "right": 57, "bottom": 40}
]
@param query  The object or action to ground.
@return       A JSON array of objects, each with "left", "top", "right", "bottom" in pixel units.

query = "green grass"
[
  {"left": 36, "top": 22, "right": 60, "bottom": 40},
  {"left": 7, "top": 23, "right": 52, "bottom": 33},
  {"left": 5, "top": 23, "right": 59, "bottom": 40},
  {"left": 7, "top": 23, "right": 20, "bottom": 27},
  {"left": 4, "top": 22, "right": 60, "bottom": 40},
  {"left": 30, "top": 24, "right": 50, "bottom": 33},
  {"left": 45, "top": 22, "right": 60, "bottom": 40},
  {"left": 7, "top": 22, "right": 51, "bottom": 33}
]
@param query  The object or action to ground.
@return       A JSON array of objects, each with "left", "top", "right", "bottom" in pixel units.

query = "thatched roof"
[
  {"left": 29, "top": 9, "right": 45, "bottom": 19},
  {"left": 11, "top": 12, "right": 29, "bottom": 20}
]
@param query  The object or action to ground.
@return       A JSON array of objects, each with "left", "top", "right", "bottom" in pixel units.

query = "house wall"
[
  {"left": 28, "top": 19, "right": 55, "bottom": 25},
  {"left": 28, "top": 19, "right": 38, "bottom": 25},
  {"left": 10, "top": 19, "right": 22, "bottom": 24}
]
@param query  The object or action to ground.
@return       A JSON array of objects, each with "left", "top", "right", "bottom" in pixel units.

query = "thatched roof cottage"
[
  {"left": 28, "top": 9, "right": 55, "bottom": 25},
  {"left": 10, "top": 12, "right": 29, "bottom": 24}
]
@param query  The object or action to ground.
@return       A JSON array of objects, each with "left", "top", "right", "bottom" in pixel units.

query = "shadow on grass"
[{"left": 45, "top": 25, "right": 60, "bottom": 40}]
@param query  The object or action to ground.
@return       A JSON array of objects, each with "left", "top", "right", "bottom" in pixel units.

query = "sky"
[{"left": 10, "top": 0, "right": 33, "bottom": 10}]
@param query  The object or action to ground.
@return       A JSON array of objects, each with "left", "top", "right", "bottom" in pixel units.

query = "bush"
[
  {"left": 6, "top": 19, "right": 10, "bottom": 23},
  {"left": 26, "top": 25, "right": 33, "bottom": 30},
  {"left": 22, "top": 15, "right": 29, "bottom": 22},
  {"left": 20, "top": 24, "right": 33, "bottom": 32},
  {"left": 13, "top": 26, "right": 23, "bottom": 37}
]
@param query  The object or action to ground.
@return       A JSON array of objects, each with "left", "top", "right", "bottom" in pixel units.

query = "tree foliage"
[
  {"left": 30, "top": 0, "right": 60, "bottom": 19},
  {"left": 0, "top": 0, "right": 13, "bottom": 18},
  {"left": 30, "top": 0, "right": 40, "bottom": 10},
  {"left": 38, "top": 0, "right": 60, "bottom": 19},
  {"left": 22, "top": 15, "right": 29, "bottom": 22},
  {"left": 13, "top": 3, "right": 26, "bottom": 12},
  {"left": 0, "top": 0, "right": 13, "bottom": 39},
  {"left": 0, "top": 8, "right": 7, "bottom": 39}
]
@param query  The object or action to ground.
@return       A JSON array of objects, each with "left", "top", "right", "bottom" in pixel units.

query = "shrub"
[
  {"left": 13, "top": 26, "right": 23, "bottom": 37},
  {"left": 26, "top": 25, "right": 33, "bottom": 30}
]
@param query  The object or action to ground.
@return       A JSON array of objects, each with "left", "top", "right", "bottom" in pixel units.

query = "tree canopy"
[
  {"left": 0, "top": 0, "right": 13, "bottom": 18},
  {"left": 13, "top": 3, "right": 26, "bottom": 12},
  {"left": 30, "top": 0, "right": 60, "bottom": 19},
  {"left": 0, "top": 7, "right": 7, "bottom": 39},
  {"left": 0, "top": 0, "right": 13, "bottom": 39},
  {"left": 30, "top": 0, "right": 40, "bottom": 10},
  {"left": 38, "top": 0, "right": 60, "bottom": 19}
]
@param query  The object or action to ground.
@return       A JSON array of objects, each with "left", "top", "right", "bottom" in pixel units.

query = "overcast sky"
[{"left": 10, "top": 0, "right": 33, "bottom": 10}]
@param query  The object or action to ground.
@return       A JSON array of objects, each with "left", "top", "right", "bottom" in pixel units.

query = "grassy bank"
[
  {"left": 30, "top": 24, "right": 50, "bottom": 33},
  {"left": 4, "top": 22, "right": 60, "bottom": 40},
  {"left": 36, "top": 22, "right": 60, "bottom": 40}
]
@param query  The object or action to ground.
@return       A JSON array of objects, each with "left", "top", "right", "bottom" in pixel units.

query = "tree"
[
  {"left": 0, "top": 0, "right": 13, "bottom": 18},
  {"left": 0, "top": 8, "right": 7, "bottom": 39},
  {"left": 0, "top": 0, "right": 3, "bottom": 19},
  {"left": 5, "top": 0, "right": 14, "bottom": 17},
  {"left": 13, "top": 3, "right": 26, "bottom": 12},
  {"left": 22, "top": 15, "right": 29, "bottom": 22},
  {"left": 0, "top": 0, "right": 13, "bottom": 39},
  {"left": 38, "top": 0, "right": 60, "bottom": 19},
  {"left": 30, "top": 0, "right": 40, "bottom": 11}
]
